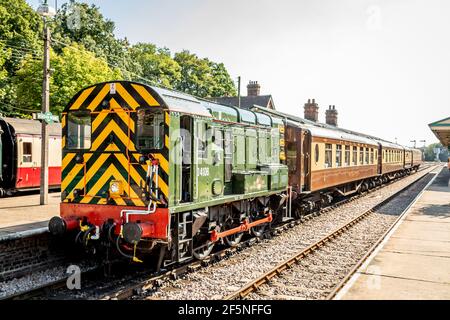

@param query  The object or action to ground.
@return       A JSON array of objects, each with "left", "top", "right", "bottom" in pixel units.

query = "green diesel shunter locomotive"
[{"left": 49, "top": 81, "right": 289, "bottom": 267}]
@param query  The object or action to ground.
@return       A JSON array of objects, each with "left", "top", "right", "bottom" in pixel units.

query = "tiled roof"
[{"left": 210, "top": 95, "right": 275, "bottom": 110}]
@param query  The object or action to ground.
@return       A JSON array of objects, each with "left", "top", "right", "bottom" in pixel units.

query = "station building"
[
  {"left": 211, "top": 81, "right": 276, "bottom": 110},
  {"left": 429, "top": 116, "right": 450, "bottom": 168}
]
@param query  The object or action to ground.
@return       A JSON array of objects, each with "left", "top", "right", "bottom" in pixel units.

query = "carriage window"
[
  {"left": 352, "top": 146, "right": 358, "bottom": 165},
  {"left": 336, "top": 145, "right": 342, "bottom": 167},
  {"left": 325, "top": 144, "right": 332, "bottom": 168},
  {"left": 137, "top": 109, "right": 165, "bottom": 150},
  {"left": 22, "top": 142, "right": 32, "bottom": 163},
  {"left": 315, "top": 144, "right": 319, "bottom": 163},
  {"left": 370, "top": 148, "right": 374, "bottom": 164},
  {"left": 359, "top": 147, "right": 364, "bottom": 165},
  {"left": 365, "top": 148, "right": 369, "bottom": 164},
  {"left": 67, "top": 111, "right": 91, "bottom": 150},
  {"left": 345, "top": 146, "right": 350, "bottom": 166}
]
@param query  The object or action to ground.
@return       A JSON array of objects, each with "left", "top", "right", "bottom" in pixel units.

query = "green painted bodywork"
[{"left": 167, "top": 101, "right": 288, "bottom": 214}]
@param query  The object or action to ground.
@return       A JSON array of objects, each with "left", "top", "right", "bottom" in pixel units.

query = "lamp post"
[
  {"left": 420, "top": 140, "right": 426, "bottom": 161},
  {"left": 420, "top": 140, "right": 426, "bottom": 148},
  {"left": 37, "top": 1, "right": 56, "bottom": 205}
]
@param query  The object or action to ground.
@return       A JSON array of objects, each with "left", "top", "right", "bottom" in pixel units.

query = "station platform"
[
  {"left": 339, "top": 165, "right": 450, "bottom": 300},
  {"left": 0, "top": 192, "right": 60, "bottom": 241}
]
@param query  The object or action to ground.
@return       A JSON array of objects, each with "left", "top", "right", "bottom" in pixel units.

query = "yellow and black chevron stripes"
[
  {"left": 61, "top": 81, "right": 170, "bottom": 207},
  {"left": 61, "top": 114, "right": 67, "bottom": 149},
  {"left": 90, "top": 112, "right": 136, "bottom": 153},
  {"left": 62, "top": 152, "right": 169, "bottom": 206},
  {"left": 67, "top": 82, "right": 161, "bottom": 112}
]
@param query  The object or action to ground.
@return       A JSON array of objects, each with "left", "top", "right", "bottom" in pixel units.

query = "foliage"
[
  {"left": 422, "top": 143, "right": 449, "bottom": 162},
  {"left": 0, "top": 0, "right": 236, "bottom": 117},
  {"left": 52, "top": 0, "right": 138, "bottom": 79},
  {"left": 14, "top": 43, "right": 121, "bottom": 114},
  {"left": 0, "top": 0, "right": 42, "bottom": 116},
  {"left": 209, "top": 62, "right": 237, "bottom": 97},
  {"left": 0, "top": 43, "right": 8, "bottom": 102},
  {"left": 129, "top": 43, "right": 181, "bottom": 88},
  {"left": 174, "top": 50, "right": 236, "bottom": 98}
]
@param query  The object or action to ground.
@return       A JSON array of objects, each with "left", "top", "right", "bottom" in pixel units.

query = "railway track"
[
  {"left": 1, "top": 165, "right": 435, "bottom": 300},
  {"left": 224, "top": 166, "right": 438, "bottom": 300}
]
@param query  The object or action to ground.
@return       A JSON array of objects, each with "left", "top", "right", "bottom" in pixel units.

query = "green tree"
[
  {"left": 0, "top": 0, "right": 42, "bottom": 116},
  {"left": 209, "top": 62, "right": 237, "bottom": 97},
  {"left": 0, "top": 43, "right": 9, "bottom": 102},
  {"left": 129, "top": 43, "right": 181, "bottom": 88},
  {"left": 14, "top": 43, "right": 122, "bottom": 114},
  {"left": 173, "top": 50, "right": 236, "bottom": 98},
  {"left": 423, "top": 143, "right": 449, "bottom": 162},
  {"left": 1, "top": 0, "right": 237, "bottom": 117},
  {"left": 52, "top": 0, "right": 137, "bottom": 79}
]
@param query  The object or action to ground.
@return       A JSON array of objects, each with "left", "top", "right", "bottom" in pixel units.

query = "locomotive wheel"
[
  {"left": 193, "top": 241, "right": 215, "bottom": 260},
  {"left": 223, "top": 219, "right": 243, "bottom": 247},
  {"left": 293, "top": 206, "right": 302, "bottom": 219},
  {"left": 251, "top": 224, "right": 267, "bottom": 238},
  {"left": 250, "top": 214, "right": 268, "bottom": 238}
]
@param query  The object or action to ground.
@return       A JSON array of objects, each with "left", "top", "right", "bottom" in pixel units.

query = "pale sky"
[{"left": 28, "top": 0, "right": 449, "bottom": 147}]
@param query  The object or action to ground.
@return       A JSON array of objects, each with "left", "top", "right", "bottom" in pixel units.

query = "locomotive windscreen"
[
  {"left": 67, "top": 111, "right": 91, "bottom": 150},
  {"left": 136, "top": 109, "right": 165, "bottom": 151}
]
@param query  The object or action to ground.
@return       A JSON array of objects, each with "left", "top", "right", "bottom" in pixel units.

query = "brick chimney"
[
  {"left": 247, "top": 81, "right": 260, "bottom": 96},
  {"left": 325, "top": 105, "right": 338, "bottom": 126},
  {"left": 304, "top": 98, "right": 319, "bottom": 122}
]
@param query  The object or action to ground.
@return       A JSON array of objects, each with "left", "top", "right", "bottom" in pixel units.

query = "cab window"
[
  {"left": 67, "top": 111, "right": 91, "bottom": 150},
  {"left": 136, "top": 109, "right": 165, "bottom": 151}
]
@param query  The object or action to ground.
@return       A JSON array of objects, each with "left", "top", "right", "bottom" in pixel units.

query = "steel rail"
[
  {"left": 106, "top": 168, "right": 434, "bottom": 300},
  {"left": 1, "top": 165, "right": 433, "bottom": 300},
  {"left": 325, "top": 166, "right": 441, "bottom": 300},
  {"left": 224, "top": 166, "right": 437, "bottom": 300}
]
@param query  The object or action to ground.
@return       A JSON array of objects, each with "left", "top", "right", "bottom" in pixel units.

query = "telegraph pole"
[
  {"left": 37, "top": 1, "right": 56, "bottom": 205},
  {"left": 40, "top": 20, "right": 50, "bottom": 205}
]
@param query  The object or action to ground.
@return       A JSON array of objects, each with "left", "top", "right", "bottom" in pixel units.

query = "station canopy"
[{"left": 429, "top": 117, "right": 450, "bottom": 148}]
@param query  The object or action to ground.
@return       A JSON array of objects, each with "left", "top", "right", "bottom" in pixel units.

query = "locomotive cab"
[{"left": 53, "top": 82, "right": 174, "bottom": 258}]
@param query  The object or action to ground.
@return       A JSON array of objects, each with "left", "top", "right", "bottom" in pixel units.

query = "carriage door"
[
  {"left": 377, "top": 144, "right": 382, "bottom": 174},
  {"left": 300, "top": 130, "right": 311, "bottom": 192},
  {"left": 180, "top": 115, "right": 193, "bottom": 203},
  {"left": 285, "top": 125, "right": 301, "bottom": 191},
  {"left": 17, "top": 137, "right": 36, "bottom": 188}
]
